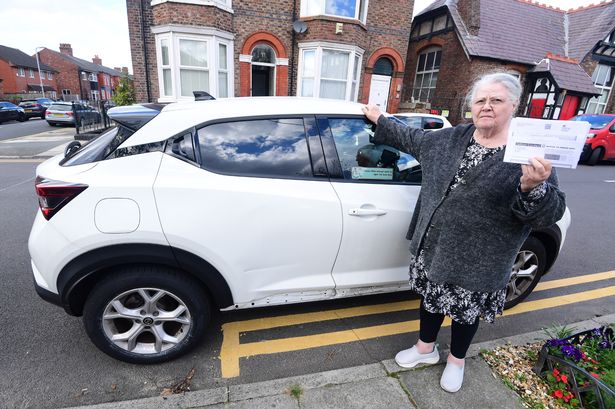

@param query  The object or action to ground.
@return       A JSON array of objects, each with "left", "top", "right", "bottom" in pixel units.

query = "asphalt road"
[
  {"left": 0, "top": 119, "right": 75, "bottom": 158},
  {"left": 0, "top": 154, "right": 613, "bottom": 408}
]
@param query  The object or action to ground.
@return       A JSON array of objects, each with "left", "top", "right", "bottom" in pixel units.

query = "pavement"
[{"left": 68, "top": 314, "right": 615, "bottom": 409}]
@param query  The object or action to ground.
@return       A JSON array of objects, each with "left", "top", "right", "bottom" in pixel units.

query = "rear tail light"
[
  {"left": 67, "top": 111, "right": 74, "bottom": 116},
  {"left": 35, "top": 177, "right": 88, "bottom": 220}
]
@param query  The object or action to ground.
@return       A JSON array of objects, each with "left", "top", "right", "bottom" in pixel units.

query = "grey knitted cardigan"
[{"left": 372, "top": 115, "right": 566, "bottom": 293}]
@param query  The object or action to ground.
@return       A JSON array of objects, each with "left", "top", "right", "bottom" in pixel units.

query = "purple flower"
[
  {"left": 561, "top": 345, "right": 583, "bottom": 361},
  {"left": 598, "top": 341, "right": 610, "bottom": 349}
]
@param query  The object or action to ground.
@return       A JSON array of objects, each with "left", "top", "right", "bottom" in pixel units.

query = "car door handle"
[{"left": 348, "top": 208, "right": 387, "bottom": 216}]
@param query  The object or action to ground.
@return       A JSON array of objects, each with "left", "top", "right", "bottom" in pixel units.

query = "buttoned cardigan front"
[{"left": 372, "top": 116, "right": 566, "bottom": 293}]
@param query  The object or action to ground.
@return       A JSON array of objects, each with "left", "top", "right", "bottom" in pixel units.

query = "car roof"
[
  {"left": 394, "top": 112, "right": 448, "bottom": 119},
  {"left": 122, "top": 97, "right": 366, "bottom": 148}
]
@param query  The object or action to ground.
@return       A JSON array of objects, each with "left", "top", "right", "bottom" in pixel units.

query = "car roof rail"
[{"left": 193, "top": 91, "right": 215, "bottom": 101}]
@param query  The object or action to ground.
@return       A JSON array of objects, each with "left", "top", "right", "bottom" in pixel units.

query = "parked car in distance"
[
  {"left": 29, "top": 97, "right": 571, "bottom": 364},
  {"left": 19, "top": 98, "right": 53, "bottom": 119},
  {"left": 393, "top": 112, "right": 453, "bottom": 130},
  {"left": 0, "top": 101, "right": 26, "bottom": 123},
  {"left": 572, "top": 114, "right": 615, "bottom": 165},
  {"left": 46, "top": 101, "right": 100, "bottom": 127}
]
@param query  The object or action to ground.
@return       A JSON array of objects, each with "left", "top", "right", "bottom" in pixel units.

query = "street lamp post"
[{"left": 35, "top": 47, "right": 45, "bottom": 98}]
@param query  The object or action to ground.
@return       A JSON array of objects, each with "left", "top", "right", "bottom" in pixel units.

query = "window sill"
[{"left": 300, "top": 15, "right": 367, "bottom": 31}]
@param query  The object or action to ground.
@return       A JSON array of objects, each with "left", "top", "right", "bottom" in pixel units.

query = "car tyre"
[
  {"left": 47, "top": 121, "right": 55, "bottom": 126},
  {"left": 17, "top": 113, "right": 26, "bottom": 122},
  {"left": 504, "top": 236, "right": 547, "bottom": 309},
  {"left": 586, "top": 147, "right": 603, "bottom": 166},
  {"left": 83, "top": 266, "right": 210, "bottom": 364}
]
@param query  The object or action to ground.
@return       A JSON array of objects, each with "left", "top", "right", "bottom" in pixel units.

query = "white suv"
[{"left": 29, "top": 97, "right": 570, "bottom": 363}]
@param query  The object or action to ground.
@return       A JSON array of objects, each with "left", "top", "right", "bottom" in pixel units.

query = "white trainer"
[
  {"left": 440, "top": 361, "right": 465, "bottom": 393},
  {"left": 394, "top": 345, "right": 440, "bottom": 368}
]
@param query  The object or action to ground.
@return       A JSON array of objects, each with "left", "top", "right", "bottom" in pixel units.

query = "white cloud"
[{"left": 0, "top": 0, "right": 132, "bottom": 73}]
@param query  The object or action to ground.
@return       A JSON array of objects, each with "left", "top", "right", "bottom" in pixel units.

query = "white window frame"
[
  {"left": 29, "top": 69, "right": 34, "bottom": 78},
  {"left": 587, "top": 64, "right": 613, "bottom": 114},
  {"left": 150, "top": 0, "right": 233, "bottom": 14},
  {"left": 297, "top": 41, "right": 364, "bottom": 101},
  {"left": 47, "top": 71, "right": 53, "bottom": 80},
  {"left": 81, "top": 72, "right": 87, "bottom": 80},
  {"left": 88, "top": 73, "right": 98, "bottom": 82},
  {"left": 17, "top": 67, "right": 25, "bottom": 77},
  {"left": 412, "top": 46, "right": 442, "bottom": 103},
  {"left": 300, "top": 0, "right": 369, "bottom": 23},
  {"left": 153, "top": 24, "right": 234, "bottom": 102},
  {"left": 91, "top": 90, "right": 100, "bottom": 101},
  {"left": 250, "top": 44, "right": 277, "bottom": 96}
]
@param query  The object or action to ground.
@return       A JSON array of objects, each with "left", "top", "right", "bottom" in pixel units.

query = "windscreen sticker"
[{"left": 351, "top": 167, "right": 393, "bottom": 180}]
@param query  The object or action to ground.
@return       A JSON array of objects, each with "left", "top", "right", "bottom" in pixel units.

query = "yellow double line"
[{"left": 220, "top": 270, "right": 615, "bottom": 378}]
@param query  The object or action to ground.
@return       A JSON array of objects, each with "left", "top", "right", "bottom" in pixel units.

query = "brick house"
[
  {"left": 38, "top": 44, "right": 124, "bottom": 102},
  {"left": 404, "top": 0, "right": 615, "bottom": 124},
  {"left": 126, "top": 0, "right": 414, "bottom": 113},
  {"left": 0, "top": 44, "right": 58, "bottom": 101}
]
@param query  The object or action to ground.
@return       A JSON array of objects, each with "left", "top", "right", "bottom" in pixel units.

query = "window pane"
[
  {"left": 320, "top": 80, "right": 346, "bottom": 99},
  {"left": 605, "top": 66, "right": 614, "bottom": 87},
  {"left": 252, "top": 45, "right": 275, "bottom": 63},
  {"left": 417, "top": 53, "right": 426, "bottom": 72},
  {"left": 301, "top": 78, "right": 314, "bottom": 97},
  {"left": 197, "top": 119, "right": 312, "bottom": 178},
  {"left": 161, "top": 39, "right": 169, "bottom": 65},
  {"left": 325, "top": 0, "right": 357, "bottom": 18},
  {"left": 163, "top": 68, "right": 172, "bottom": 96},
  {"left": 434, "top": 51, "right": 441, "bottom": 69},
  {"left": 419, "top": 20, "right": 431, "bottom": 36},
  {"left": 329, "top": 117, "right": 419, "bottom": 183},
  {"left": 415, "top": 73, "right": 424, "bottom": 88},
  {"left": 433, "top": 15, "right": 446, "bottom": 31},
  {"left": 219, "top": 44, "right": 227, "bottom": 69},
  {"left": 218, "top": 72, "right": 228, "bottom": 98},
  {"left": 426, "top": 52, "right": 435, "bottom": 70},
  {"left": 302, "top": 50, "right": 316, "bottom": 77},
  {"left": 430, "top": 72, "right": 438, "bottom": 88},
  {"left": 180, "top": 39, "right": 208, "bottom": 67},
  {"left": 321, "top": 50, "right": 349, "bottom": 80},
  {"left": 180, "top": 69, "right": 209, "bottom": 96},
  {"left": 423, "top": 73, "right": 432, "bottom": 89}
]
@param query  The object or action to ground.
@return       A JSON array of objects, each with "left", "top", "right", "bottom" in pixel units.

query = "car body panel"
[{"left": 572, "top": 114, "right": 615, "bottom": 162}]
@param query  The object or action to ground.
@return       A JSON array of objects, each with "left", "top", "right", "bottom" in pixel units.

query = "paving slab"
[
  {"left": 201, "top": 394, "right": 298, "bottom": 409},
  {"left": 399, "top": 357, "right": 525, "bottom": 409}
]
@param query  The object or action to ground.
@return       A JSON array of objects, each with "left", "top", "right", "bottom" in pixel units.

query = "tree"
[{"left": 112, "top": 74, "right": 136, "bottom": 106}]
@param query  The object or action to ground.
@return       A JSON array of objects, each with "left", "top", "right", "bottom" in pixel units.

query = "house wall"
[
  {"left": 39, "top": 50, "right": 90, "bottom": 100},
  {"left": 580, "top": 54, "right": 615, "bottom": 114},
  {"left": 127, "top": 0, "right": 413, "bottom": 112},
  {"left": 0, "top": 60, "right": 57, "bottom": 96},
  {"left": 0, "top": 60, "right": 17, "bottom": 93}
]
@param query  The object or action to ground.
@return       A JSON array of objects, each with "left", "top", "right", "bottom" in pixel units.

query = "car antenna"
[{"left": 193, "top": 91, "right": 215, "bottom": 101}]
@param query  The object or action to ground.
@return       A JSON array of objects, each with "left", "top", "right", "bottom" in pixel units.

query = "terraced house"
[
  {"left": 405, "top": 0, "right": 615, "bottom": 123},
  {"left": 126, "top": 0, "right": 413, "bottom": 113},
  {"left": 0, "top": 45, "right": 58, "bottom": 100}
]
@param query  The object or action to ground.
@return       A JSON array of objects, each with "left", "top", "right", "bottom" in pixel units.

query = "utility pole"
[{"left": 35, "top": 47, "right": 45, "bottom": 98}]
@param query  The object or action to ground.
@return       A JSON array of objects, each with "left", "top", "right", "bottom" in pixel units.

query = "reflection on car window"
[
  {"left": 394, "top": 115, "right": 422, "bottom": 128},
  {"left": 197, "top": 118, "right": 313, "bottom": 178},
  {"left": 328, "top": 117, "right": 421, "bottom": 184},
  {"left": 424, "top": 118, "right": 444, "bottom": 129}
]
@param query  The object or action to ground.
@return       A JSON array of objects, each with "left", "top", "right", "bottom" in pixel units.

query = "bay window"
[
  {"left": 586, "top": 64, "right": 613, "bottom": 114},
  {"left": 301, "top": 0, "right": 368, "bottom": 23},
  {"left": 153, "top": 25, "right": 234, "bottom": 102},
  {"left": 298, "top": 42, "right": 363, "bottom": 101}
]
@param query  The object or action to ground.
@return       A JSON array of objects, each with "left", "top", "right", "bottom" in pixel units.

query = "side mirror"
[{"left": 64, "top": 141, "right": 82, "bottom": 158}]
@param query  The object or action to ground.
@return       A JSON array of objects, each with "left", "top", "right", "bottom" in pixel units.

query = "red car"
[{"left": 572, "top": 114, "right": 615, "bottom": 165}]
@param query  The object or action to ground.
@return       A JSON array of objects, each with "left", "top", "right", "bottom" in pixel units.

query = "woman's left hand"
[{"left": 520, "top": 157, "right": 552, "bottom": 192}]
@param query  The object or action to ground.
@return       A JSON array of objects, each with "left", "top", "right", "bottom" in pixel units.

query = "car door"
[
  {"left": 153, "top": 116, "right": 342, "bottom": 307},
  {"left": 319, "top": 116, "right": 421, "bottom": 292},
  {"left": 607, "top": 119, "right": 615, "bottom": 159}
]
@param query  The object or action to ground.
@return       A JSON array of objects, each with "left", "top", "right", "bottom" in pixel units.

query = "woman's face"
[{"left": 471, "top": 82, "right": 516, "bottom": 133}]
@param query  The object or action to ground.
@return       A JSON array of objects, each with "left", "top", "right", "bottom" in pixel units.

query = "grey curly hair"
[{"left": 465, "top": 72, "right": 522, "bottom": 111}]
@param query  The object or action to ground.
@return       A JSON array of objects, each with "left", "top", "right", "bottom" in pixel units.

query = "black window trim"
[{"left": 318, "top": 114, "right": 422, "bottom": 186}]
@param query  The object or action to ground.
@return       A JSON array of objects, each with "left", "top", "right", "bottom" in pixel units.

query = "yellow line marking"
[{"left": 220, "top": 271, "right": 615, "bottom": 378}]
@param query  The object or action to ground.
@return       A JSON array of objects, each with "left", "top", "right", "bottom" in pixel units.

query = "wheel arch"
[
  {"left": 57, "top": 244, "right": 234, "bottom": 316},
  {"left": 529, "top": 225, "right": 561, "bottom": 275}
]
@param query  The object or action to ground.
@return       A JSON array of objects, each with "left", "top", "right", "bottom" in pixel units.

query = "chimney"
[
  {"left": 121, "top": 67, "right": 129, "bottom": 74},
  {"left": 457, "top": 0, "right": 481, "bottom": 35},
  {"left": 59, "top": 43, "right": 73, "bottom": 56},
  {"left": 114, "top": 67, "right": 122, "bottom": 72},
  {"left": 92, "top": 55, "right": 102, "bottom": 65}
]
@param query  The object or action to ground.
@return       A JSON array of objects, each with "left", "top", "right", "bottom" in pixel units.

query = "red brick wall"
[
  {"left": 127, "top": 0, "right": 413, "bottom": 111},
  {"left": 0, "top": 60, "right": 58, "bottom": 96},
  {"left": 39, "top": 49, "right": 91, "bottom": 100},
  {"left": 0, "top": 60, "right": 17, "bottom": 93}
]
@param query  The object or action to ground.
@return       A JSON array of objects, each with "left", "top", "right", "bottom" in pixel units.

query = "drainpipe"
[
  {"left": 289, "top": 0, "right": 297, "bottom": 96},
  {"left": 140, "top": 0, "right": 152, "bottom": 102},
  {"left": 78, "top": 70, "right": 84, "bottom": 101}
]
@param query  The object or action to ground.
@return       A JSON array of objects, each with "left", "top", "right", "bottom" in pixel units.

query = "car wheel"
[
  {"left": 17, "top": 113, "right": 26, "bottom": 122},
  {"left": 586, "top": 147, "right": 603, "bottom": 166},
  {"left": 83, "top": 266, "right": 210, "bottom": 364},
  {"left": 47, "top": 121, "right": 55, "bottom": 126},
  {"left": 504, "top": 236, "right": 546, "bottom": 309}
]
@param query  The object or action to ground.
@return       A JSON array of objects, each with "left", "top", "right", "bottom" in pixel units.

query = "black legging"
[{"left": 418, "top": 298, "right": 480, "bottom": 359}]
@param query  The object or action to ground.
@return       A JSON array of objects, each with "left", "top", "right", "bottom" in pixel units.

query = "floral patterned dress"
[{"left": 409, "top": 135, "right": 546, "bottom": 324}]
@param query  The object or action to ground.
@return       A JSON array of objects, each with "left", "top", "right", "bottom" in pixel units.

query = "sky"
[{"left": 0, "top": 0, "right": 602, "bottom": 76}]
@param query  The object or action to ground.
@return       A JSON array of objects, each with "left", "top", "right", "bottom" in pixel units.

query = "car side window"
[
  {"left": 423, "top": 118, "right": 444, "bottom": 129},
  {"left": 327, "top": 117, "right": 421, "bottom": 184},
  {"left": 197, "top": 118, "right": 313, "bottom": 178},
  {"left": 166, "top": 131, "right": 196, "bottom": 162}
]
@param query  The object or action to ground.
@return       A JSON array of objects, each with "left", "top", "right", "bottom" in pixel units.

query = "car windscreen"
[
  {"left": 49, "top": 104, "right": 72, "bottom": 112},
  {"left": 571, "top": 115, "right": 613, "bottom": 130},
  {"left": 393, "top": 116, "right": 423, "bottom": 128},
  {"left": 60, "top": 125, "right": 135, "bottom": 166}
]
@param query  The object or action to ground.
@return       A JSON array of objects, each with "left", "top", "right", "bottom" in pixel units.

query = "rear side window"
[
  {"left": 197, "top": 118, "right": 312, "bottom": 178},
  {"left": 423, "top": 117, "right": 444, "bottom": 129}
]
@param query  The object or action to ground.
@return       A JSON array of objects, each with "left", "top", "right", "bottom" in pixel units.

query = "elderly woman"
[{"left": 362, "top": 72, "right": 565, "bottom": 393}]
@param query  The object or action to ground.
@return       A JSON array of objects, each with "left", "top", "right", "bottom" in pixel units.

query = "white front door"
[{"left": 368, "top": 74, "right": 392, "bottom": 112}]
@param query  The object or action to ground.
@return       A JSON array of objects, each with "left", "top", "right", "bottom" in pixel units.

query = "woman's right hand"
[{"left": 362, "top": 104, "right": 382, "bottom": 124}]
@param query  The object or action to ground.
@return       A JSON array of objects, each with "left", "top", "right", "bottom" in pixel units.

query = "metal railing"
[{"left": 74, "top": 100, "right": 113, "bottom": 135}]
